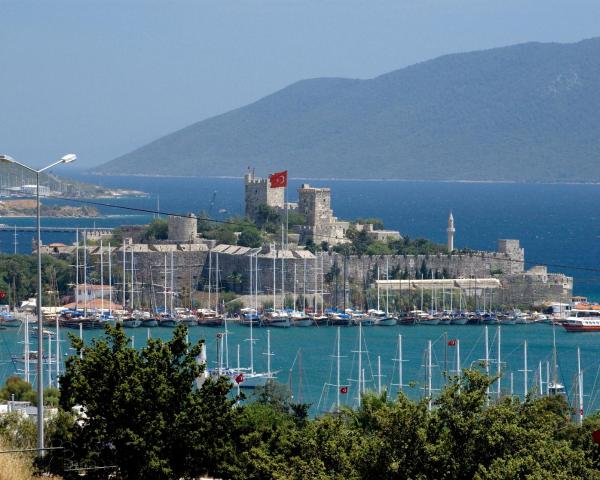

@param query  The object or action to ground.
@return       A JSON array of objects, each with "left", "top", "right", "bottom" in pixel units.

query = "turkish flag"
[
  {"left": 340, "top": 386, "right": 348, "bottom": 394},
  {"left": 592, "top": 428, "right": 600, "bottom": 445},
  {"left": 448, "top": 339, "right": 457, "bottom": 347},
  {"left": 269, "top": 170, "right": 288, "bottom": 188},
  {"left": 235, "top": 373, "right": 244, "bottom": 384},
  {"left": 0, "top": 291, "right": 5, "bottom": 299}
]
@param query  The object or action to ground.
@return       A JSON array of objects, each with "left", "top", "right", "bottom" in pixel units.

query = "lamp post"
[{"left": 0, "top": 153, "right": 76, "bottom": 455}]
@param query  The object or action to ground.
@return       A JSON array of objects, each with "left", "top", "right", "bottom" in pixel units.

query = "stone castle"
[
  {"left": 39, "top": 173, "right": 574, "bottom": 308},
  {"left": 244, "top": 171, "right": 400, "bottom": 246}
]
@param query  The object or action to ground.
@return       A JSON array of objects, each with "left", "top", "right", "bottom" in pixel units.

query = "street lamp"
[{"left": 0, "top": 153, "right": 76, "bottom": 456}]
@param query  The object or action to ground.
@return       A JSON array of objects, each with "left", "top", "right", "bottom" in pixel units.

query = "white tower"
[{"left": 447, "top": 212, "right": 455, "bottom": 252}]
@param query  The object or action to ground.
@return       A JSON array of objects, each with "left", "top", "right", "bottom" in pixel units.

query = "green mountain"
[{"left": 96, "top": 38, "right": 600, "bottom": 182}]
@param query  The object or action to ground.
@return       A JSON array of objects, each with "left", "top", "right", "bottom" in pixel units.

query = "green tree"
[
  {"left": 238, "top": 227, "right": 262, "bottom": 248},
  {"left": 366, "top": 240, "right": 392, "bottom": 255},
  {"left": 58, "top": 324, "right": 236, "bottom": 480},
  {"left": 0, "top": 376, "right": 36, "bottom": 403},
  {"left": 142, "top": 218, "right": 168, "bottom": 241}
]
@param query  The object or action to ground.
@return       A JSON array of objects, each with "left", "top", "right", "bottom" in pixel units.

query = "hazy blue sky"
[{"left": 1, "top": 0, "right": 599, "bottom": 169}]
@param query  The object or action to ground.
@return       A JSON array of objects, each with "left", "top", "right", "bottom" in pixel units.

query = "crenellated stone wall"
[{"left": 95, "top": 238, "right": 570, "bottom": 308}]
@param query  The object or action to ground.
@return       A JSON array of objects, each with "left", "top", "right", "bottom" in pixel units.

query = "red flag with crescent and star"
[
  {"left": 448, "top": 339, "right": 457, "bottom": 347},
  {"left": 340, "top": 386, "right": 348, "bottom": 394},
  {"left": 235, "top": 373, "right": 244, "bottom": 384},
  {"left": 269, "top": 170, "right": 288, "bottom": 188}
]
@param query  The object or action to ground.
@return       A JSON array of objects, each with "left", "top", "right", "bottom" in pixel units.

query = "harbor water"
[{"left": 1, "top": 322, "right": 599, "bottom": 416}]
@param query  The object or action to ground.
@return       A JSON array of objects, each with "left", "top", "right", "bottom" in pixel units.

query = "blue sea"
[{"left": 1, "top": 174, "right": 599, "bottom": 414}]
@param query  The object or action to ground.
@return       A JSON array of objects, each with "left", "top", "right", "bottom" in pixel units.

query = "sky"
[{"left": 1, "top": 0, "right": 600, "bottom": 169}]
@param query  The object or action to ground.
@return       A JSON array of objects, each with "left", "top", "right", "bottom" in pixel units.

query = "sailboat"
[
  {"left": 158, "top": 252, "right": 179, "bottom": 327},
  {"left": 317, "top": 326, "right": 348, "bottom": 414},
  {"left": 121, "top": 244, "right": 142, "bottom": 328},
  {"left": 241, "top": 251, "right": 261, "bottom": 327},
  {"left": 237, "top": 328, "right": 273, "bottom": 389},
  {"left": 198, "top": 249, "right": 225, "bottom": 327},
  {"left": 547, "top": 324, "right": 566, "bottom": 396},
  {"left": 262, "top": 243, "right": 291, "bottom": 328},
  {"left": 289, "top": 263, "right": 313, "bottom": 326},
  {"left": 373, "top": 260, "right": 397, "bottom": 326}
]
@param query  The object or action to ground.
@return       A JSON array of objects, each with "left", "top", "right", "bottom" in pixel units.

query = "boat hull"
[
  {"left": 122, "top": 319, "right": 142, "bottom": 328},
  {"left": 159, "top": 319, "right": 179, "bottom": 327},
  {"left": 451, "top": 317, "right": 469, "bottom": 325},
  {"left": 562, "top": 324, "right": 600, "bottom": 332},
  {"left": 374, "top": 318, "right": 397, "bottom": 326},
  {"left": 292, "top": 318, "right": 314, "bottom": 327},
  {"left": 198, "top": 317, "right": 224, "bottom": 327},
  {"left": 263, "top": 318, "right": 291, "bottom": 328}
]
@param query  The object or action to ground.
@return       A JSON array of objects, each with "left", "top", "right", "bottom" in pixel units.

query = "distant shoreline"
[{"left": 87, "top": 172, "right": 600, "bottom": 186}]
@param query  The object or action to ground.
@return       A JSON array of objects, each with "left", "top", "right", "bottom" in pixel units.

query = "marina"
[{"left": 1, "top": 315, "right": 599, "bottom": 416}]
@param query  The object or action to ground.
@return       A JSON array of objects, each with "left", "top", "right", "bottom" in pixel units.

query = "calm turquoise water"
[
  {"left": 1, "top": 322, "right": 599, "bottom": 416},
  {"left": 1, "top": 175, "right": 599, "bottom": 414}
]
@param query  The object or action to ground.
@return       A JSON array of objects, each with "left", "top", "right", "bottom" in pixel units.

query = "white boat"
[
  {"left": 450, "top": 315, "right": 469, "bottom": 325},
  {"left": 368, "top": 309, "right": 396, "bottom": 326},
  {"left": 263, "top": 310, "right": 291, "bottom": 328},
  {"left": 418, "top": 312, "right": 439, "bottom": 326},
  {"left": 290, "top": 311, "right": 313, "bottom": 327},
  {"left": 512, "top": 310, "right": 533, "bottom": 324},
  {"left": 562, "top": 309, "right": 600, "bottom": 332}
]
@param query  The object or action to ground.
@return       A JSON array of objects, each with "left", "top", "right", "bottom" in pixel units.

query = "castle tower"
[
  {"left": 244, "top": 171, "right": 285, "bottom": 221},
  {"left": 447, "top": 212, "right": 455, "bottom": 252}
]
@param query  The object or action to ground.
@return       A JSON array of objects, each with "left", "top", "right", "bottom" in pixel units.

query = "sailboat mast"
[
  {"left": 321, "top": 253, "right": 324, "bottom": 314},
  {"left": 399, "top": 334, "right": 404, "bottom": 393},
  {"left": 523, "top": 340, "right": 528, "bottom": 399},
  {"left": 313, "top": 254, "right": 317, "bottom": 314},
  {"left": 484, "top": 325, "right": 490, "bottom": 404},
  {"left": 377, "top": 264, "right": 380, "bottom": 311},
  {"left": 215, "top": 253, "right": 220, "bottom": 312},
  {"left": 357, "top": 322, "right": 363, "bottom": 407},
  {"left": 420, "top": 274, "right": 424, "bottom": 311},
  {"left": 249, "top": 255, "right": 255, "bottom": 375},
  {"left": 237, "top": 344, "right": 241, "bottom": 398},
  {"left": 55, "top": 312, "right": 60, "bottom": 386},
  {"left": 293, "top": 263, "right": 297, "bottom": 312},
  {"left": 577, "top": 347, "right": 583, "bottom": 424},
  {"left": 108, "top": 242, "right": 112, "bottom": 316},
  {"left": 281, "top": 225, "right": 285, "bottom": 310},
  {"left": 427, "top": 339, "right": 432, "bottom": 411},
  {"left": 100, "top": 239, "right": 104, "bottom": 314},
  {"left": 170, "top": 250, "right": 174, "bottom": 314},
  {"left": 267, "top": 329, "right": 272, "bottom": 378},
  {"left": 273, "top": 243, "right": 276, "bottom": 311},
  {"left": 163, "top": 253, "right": 167, "bottom": 313},
  {"left": 385, "top": 258, "right": 389, "bottom": 315},
  {"left": 377, "top": 355, "right": 382, "bottom": 395},
  {"left": 207, "top": 250, "right": 212, "bottom": 310},
  {"left": 24, "top": 315, "right": 30, "bottom": 384},
  {"left": 552, "top": 324, "right": 558, "bottom": 388},
  {"left": 497, "top": 326, "right": 501, "bottom": 399},
  {"left": 122, "top": 244, "right": 126, "bottom": 310},
  {"left": 75, "top": 229, "right": 79, "bottom": 310},
  {"left": 131, "top": 245, "right": 135, "bottom": 310},
  {"left": 303, "top": 258, "right": 306, "bottom": 312},
  {"left": 83, "top": 232, "right": 88, "bottom": 314},
  {"left": 336, "top": 326, "right": 341, "bottom": 411}
]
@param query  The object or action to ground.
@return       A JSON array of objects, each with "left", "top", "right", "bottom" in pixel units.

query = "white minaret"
[{"left": 447, "top": 211, "right": 455, "bottom": 252}]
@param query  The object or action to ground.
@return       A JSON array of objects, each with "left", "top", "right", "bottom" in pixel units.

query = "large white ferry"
[{"left": 561, "top": 309, "right": 600, "bottom": 332}]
